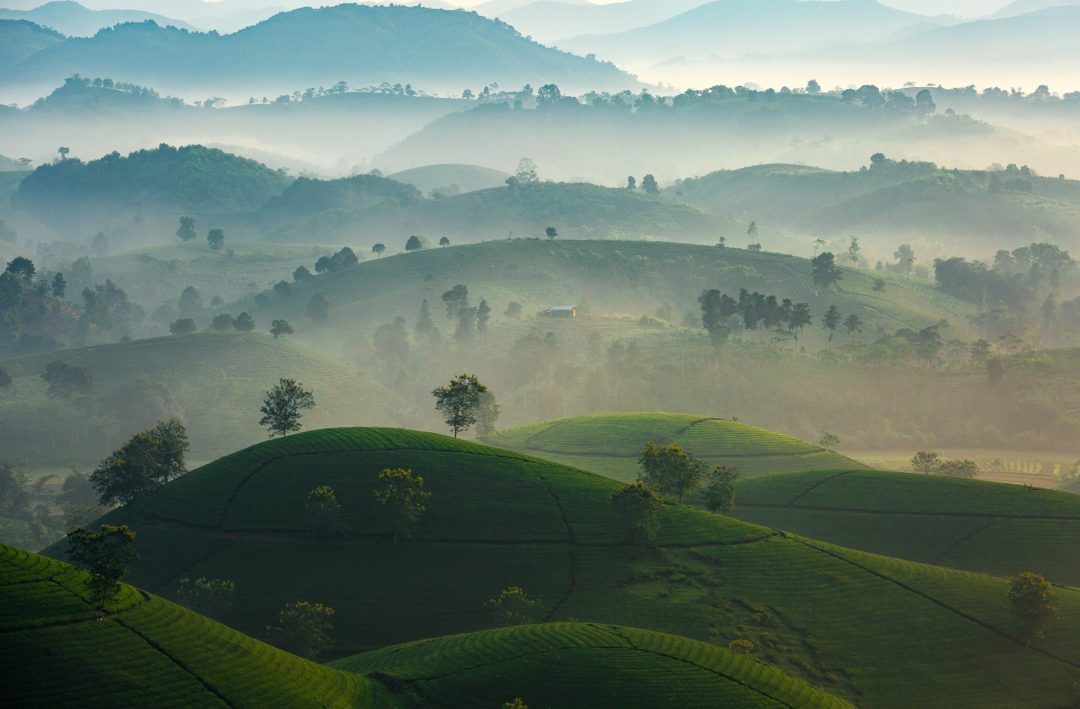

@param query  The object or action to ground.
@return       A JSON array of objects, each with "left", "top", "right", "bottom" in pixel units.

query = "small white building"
[{"left": 543, "top": 306, "right": 577, "bottom": 319}]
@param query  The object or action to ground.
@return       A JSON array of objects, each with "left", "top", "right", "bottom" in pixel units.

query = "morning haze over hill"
[{"left": 4, "top": 1, "right": 1080, "bottom": 707}]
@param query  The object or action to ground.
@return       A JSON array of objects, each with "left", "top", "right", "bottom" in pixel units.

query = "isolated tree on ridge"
[
  {"left": 1009, "top": 572, "right": 1056, "bottom": 645},
  {"left": 169, "top": 318, "right": 196, "bottom": 335},
  {"left": 176, "top": 216, "right": 197, "bottom": 242},
  {"left": 66, "top": 524, "right": 139, "bottom": 607},
  {"left": 90, "top": 419, "right": 190, "bottom": 506},
  {"left": 638, "top": 442, "right": 704, "bottom": 503},
  {"left": 207, "top": 228, "right": 225, "bottom": 252},
  {"left": 811, "top": 252, "right": 843, "bottom": 290},
  {"left": 270, "top": 319, "right": 294, "bottom": 338},
  {"left": 372, "top": 243, "right": 386, "bottom": 257},
  {"left": 641, "top": 174, "right": 659, "bottom": 194},
  {"left": 259, "top": 378, "right": 315, "bottom": 437},
  {"left": 704, "top": 465, "right": 739, "bottom": 513},
  {"left": 433, "top": 374, "right": 487, "bottom": 437},
  {"left": 611, "top": 481, "right": 661, "bottom": 547},
  {"left": 266, "top": 601, "right": 335, "bottom": 660}
]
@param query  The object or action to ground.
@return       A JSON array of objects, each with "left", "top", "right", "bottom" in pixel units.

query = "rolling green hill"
[
  {"left": 1, "top": 544, "right": 849, "bottom": 709},
  {"left": 233, "top": 239, "right": 976, "bottom": 339},
  {"left": 670, "top": 161, "right": 1080, "bottom": 253},
  {"left": 336, "top": 623, "right": 852, "bottom": 708},
  {"left": 262, "top": 180, "right": 741, "bottom": 244},
  {"left": 733, "top": 469, "right": 1080, "bottom": 585},
  {"left": 49, "top": 428, "right": 1080, "bottom": 706},
  {"left": 0, "top": 332, "right": 386, "bottom": 466},
  {"left": 388, "top": 163, "right": 511, "bottom": 196},
  {"left": 483, "top": 413, "right": 862, "bottom": 482},
  {"left": 0, "top": 545, "right": 374, "bottom": 708}
]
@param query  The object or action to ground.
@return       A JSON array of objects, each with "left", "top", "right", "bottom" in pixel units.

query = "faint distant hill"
[
  {"left": 0, "top": 19, "right": 61, "bottom": 72},
  {"left": 812, "top": 6, "right": 1080, "bottom": 65},
  {"left": 670, "top": 159, "right": 1080, "bottom": 253},
  {"left": 498, "top": 0, "right": 712, "bottom": 43},
  {"left": 0, "top": 1, "right": 192, "bottom": 37},
  {"left": 560, "top": 0, "right": 939, "bottom": 64},
  {"left": 992, "top": 0, "right": 1080, "bottom": 17},
  {"left": 0, "top": 4, "right": 640, "bottom": 97},
  {"left": 388, "top": 164, "right": 511, "bottom": 195}
]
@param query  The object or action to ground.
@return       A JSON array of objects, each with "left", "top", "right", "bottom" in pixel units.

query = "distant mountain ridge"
[
  {"left": 0, "top": 1, "right": 193, "bottom": 36},
  {"left": 560, "top": 0, "right": 942, "bottom": 64},
  {"left": 0, "top": 3, "right": 639, "bottom": 98}
]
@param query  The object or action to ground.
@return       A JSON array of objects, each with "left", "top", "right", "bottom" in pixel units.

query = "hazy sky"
[{"left": 445, "top": 0, "right": 1018, "bottom": 18}]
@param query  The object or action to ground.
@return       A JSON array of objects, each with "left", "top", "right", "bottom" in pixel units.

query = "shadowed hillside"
[{"left": 45, "top": 428, "right": 1080, "bottom": 706}]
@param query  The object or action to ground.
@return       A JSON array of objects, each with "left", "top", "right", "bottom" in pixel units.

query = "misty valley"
[{"left": 3, "top": 1, "right": 1080, "bottom": 708}]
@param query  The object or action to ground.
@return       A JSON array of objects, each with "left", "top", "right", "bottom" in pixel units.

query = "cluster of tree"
[
  {"left": 0, "top": 257, "right": 73, "bottom": 356},
  {"left": 440, "top": 284, "right": 493, "bottom": 340},
  {"left": 625, "top": 174, "right": 659, "bottom": 194},
  {"left": 314, "top": 247, "right": 358, "bottom": 274},
  {"left": 698, "top": 288, "right": 813, "bottom": 344},
  {"left": 638, "top": 442, "right": 739, "bottom": 511},
  {"left": 176, "top": 577, "right": 236, "bottom": 620},
  {"left": 175, "top": 217, "right": 225, "bottom": 252},
  {"left": 169, "top": 311, "right": 255, "bottom": 335},
  {"left": 42, "top": 360, "right": 94, "bottom": 399},
  {"left": 89, "top": 419, "right": 190, "bottom": 506},
  {"left": 266, "top": 600, "right": 335, "bottom": 660},
  {"left": 911, "top": 451, "right": 979, "bottom": 479}
]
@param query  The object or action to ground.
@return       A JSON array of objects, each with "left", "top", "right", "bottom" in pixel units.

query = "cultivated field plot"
[
  {"left": 734, "top": 470, "right": 1080, "bottom": 584},
  {"left": 335, "top": 623, "right": 852, "bottom": 708},
  {"left": 43, "top": 427, "right": 1080, "bottom": 707},
  {"left": 485, "top": 412, "right": 862, "bottom": 482},
  {"left": 0, "top": 545, "right": 374, "bottom": 708}
]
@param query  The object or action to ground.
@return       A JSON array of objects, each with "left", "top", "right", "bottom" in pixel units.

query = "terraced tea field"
[
  {"left": 336, "top": 623, "right": 852, "bottom": 708},
  {"left": 0, "top": 545, "right": 374, "bottom": 708},
  {"left": 46, "top": 428, "right": 1080, "bottom": 707},
  {"left": 0, "top": 545, "right": 851, "bottom": 708},
  {"left": 485, "top": 413, "right": 863, "bottom": 481},
  {"left": 734, "top": 470, "right": 1080, "bottom": 584}
]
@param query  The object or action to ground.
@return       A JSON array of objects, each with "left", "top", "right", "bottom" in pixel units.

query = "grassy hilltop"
[
  {"left": 0, "top": 545, "right": 849, "bottom": 709},
  {"left": 47, "top": 428, "right": 1080, "bottom": 706},
  {"left": 734, "top": 469, "right": 1080, "bottom": 585},
  {"left": 483, "top": 412, "right": 862, "bottom": 481}
]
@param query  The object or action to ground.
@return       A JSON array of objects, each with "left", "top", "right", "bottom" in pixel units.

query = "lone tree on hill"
[
  {"left": 844, "top": 314, "right": 864, "bottom": 341},
  {"left": 373, "top": 468, "right": 431, "bottom": 542},
  {"left": 626, "top": 176, "right": 637, "bottom": 190},
  {"left": 911, "top": 451, "right": 942, "bottom": 474},
  {"left": 405, "top": 235, "right": 424, "bottom": 251},
  {"left": 611, "top": 481, "right": 662, "bottom": 547},
  {"left": 433, "top": 374, "right": 487, "bottom": 437},
  {"left": 819, "top": 432, "right": 840, "bottom": 450},
  {"left": 176, "top": 216, "right": 197, "bottom": 242},
  {"left": 90, "top": 419, "right": 190, "bottom": 506},
  {"left": 304, "top": 485, "right": 345, "bottom": 538},
  {"left": 207, "top": 228, "right": 226, "bottom": 252},
  {"left": 638, "top": 441, "right": 704, "bottom": 503},
  {"left": 169, "top": 318, "right": 196, "bottom": 335},
  {"left": 486, "top": 586, "right": 541, "bottom": 626},
  {"left": 6, "top": 256, "right": 35, "bottom": 280},
  {"left": 307, "top": 293, "right": 330, "bottom": 322},
  {"left": 545, "top": 226, "right": 558, "bottom": 239},
  {"left": 210, "top": 313, "right": 235, "bottom": 331},
  {"left": 704, "top": 465, "right": 739, "bottom": 513},
  {"left": 66, "top": 524, "right": 139, "bottom": 607},
  {"left": 439, "top": 236, "right": 451, "bottom": 247},
  {"left": 270, "top": 319, "right": 294, "bottom": 338},
  {"left": 1009, "top": 572, "right": 1057, "bottom": 645},
  {"left": 641, "top": 174, "right": 659, "bottom": 194},
  {"left": 259, "top": 378, "right": 315, "bottom": 437},
  {"left": 475, "top": 390, "right": 500, "bottom": 435},
  {"left": 234, "top": 312, "right": 255, "bottom": 332},
  {"left": 811, "top": 252, "right": 843, "bottom": 290},
  {"left": 266, "top": 601, "right": 335, "bottom": 660},
  {"left": 823, "top": 305, "right": 842, "bottom": 343},
  {"left": 372, "top": 243, "right": 386, "bottom": 257},
  {"left": 52, "top": 272, "right": 66, "bottom": 298}
]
